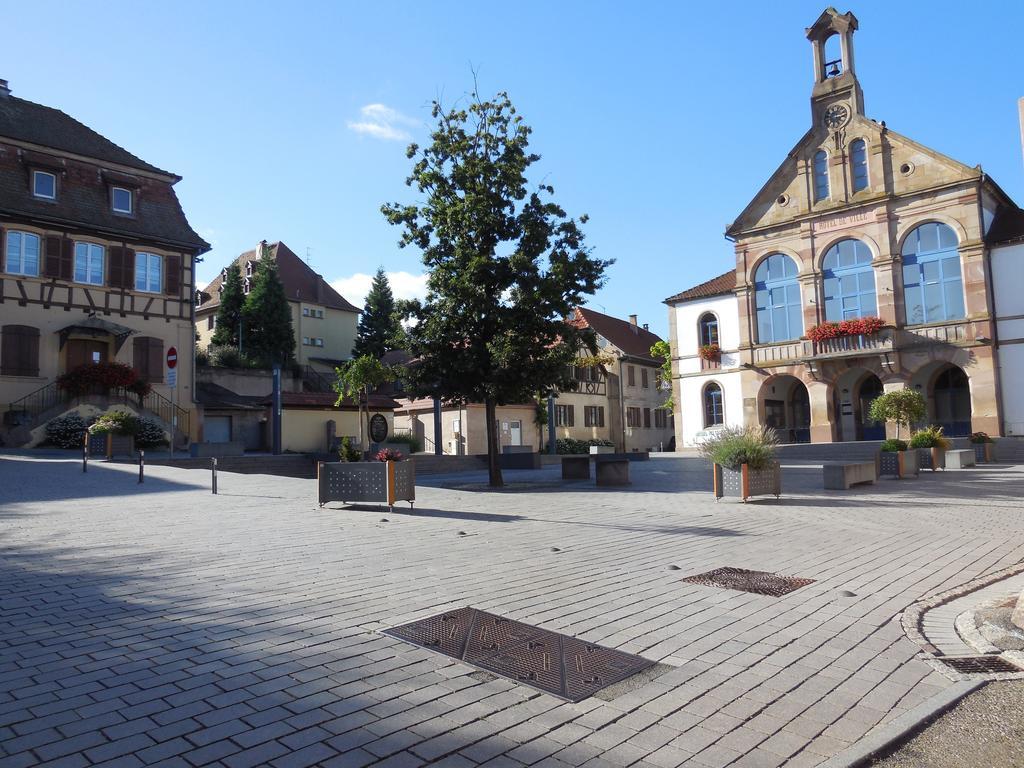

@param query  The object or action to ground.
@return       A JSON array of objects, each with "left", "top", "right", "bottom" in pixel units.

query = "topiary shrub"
[
  {"left": 338, "top": 436, "right": 361, "bottom": 462},
  {"left": 699, "top": 425, "right": 779, "bottom": 470},
  {"left": 134, "top": 418, "right": 168, "bottom": 449},
  {"left": 44, "top": 413, "right": 89, "bottom": 448},
  {"left": 880, "top": 438, "right": 908, "bottom": 452}
]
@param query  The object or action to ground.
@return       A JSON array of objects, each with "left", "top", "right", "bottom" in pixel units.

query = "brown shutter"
[
  {"left": 44, "top": 235, "right": 62, "bottom": 278},
  {"left": 125, "top": 248, "right": 136, "bottom": 290},
  {"left": 60, "top": 238, "right": 73, "bottom": 280},
  {"left": 109, "top": 246, "right": 125, "bottom": 289},
  {"left": 0, "top": 227, "right": 5, "bottom": 272},
  {"left": 164, "top": 253, "right": 181, "bottom": 296},
  {"left": 1, "top": 325, "right": 40, "bottom": 377},
  {"left": 148, "top": 337, "right": 163, "bottom": 383}
]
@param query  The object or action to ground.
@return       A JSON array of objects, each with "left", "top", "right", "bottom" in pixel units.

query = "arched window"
[
  {"left": 850, "top": 139, "right": 868, "bottom": 192},
  {"left": 698, "top": 313, "right": 719, "bottom": 347},
  {"left": 703, "top": 382, "right": 724, "bottom": 427},
  {"left": 822, "top": 239, "right": 876, "bottom": 321},
  {"left": 901, "top": 222, "right": 963, "bottom": 325},
  {"left": 754, "top": 254, "right": 802, "bottom": 343},
  {"left": 813, "top": 150, "right": 830, "bottom": 201}
]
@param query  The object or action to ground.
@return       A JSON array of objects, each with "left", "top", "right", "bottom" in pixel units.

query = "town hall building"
[{"left": 666, "top": 8, "right": 1024, "bottom": 447}]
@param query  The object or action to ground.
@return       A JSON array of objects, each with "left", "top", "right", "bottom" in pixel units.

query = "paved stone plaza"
[{"left": 2, "top": 453, "right": 1024, "bottom": 768}]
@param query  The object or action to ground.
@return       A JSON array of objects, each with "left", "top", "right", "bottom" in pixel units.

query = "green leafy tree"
[
  {"left": 243, "top": 241, "right": 295, "bottom": 366},
  {"left": 354, "top": 267, "right": 403, "bottom": 359},
  {"left": 211, "top": 263, "right": 245, "bottom": 348},
  {"left": 650, "top": 340, "right": 674, "bottom": 410},
  {"left": 382, "top": 88, "right": 610, "bottom": 486},
  {"left": 867, "top": 389, "right": 926, "bottom": 439},
  {"left": 334, "top": 355, "right": 404, "bottom": 449}
]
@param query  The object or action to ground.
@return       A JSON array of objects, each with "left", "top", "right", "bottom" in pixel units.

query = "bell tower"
[{"left": 806, "top": 8, "right": 864, "bottom": 131}]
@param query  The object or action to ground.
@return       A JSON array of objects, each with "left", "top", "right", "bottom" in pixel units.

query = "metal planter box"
[
  {"left": 713, "top": 461, "right": 781, "bottom": 502},
  {"left": 879, "top": 450, "right": 919, "bottom": 478},
  {"left": 318, "top": 460, "right": 415, "bottom": 510},
  {"left": 973, "top": 443, "right": 996, "bottom": 463},
  {"left": 917, "top": 447, "right": 946, "bottom": 471}
]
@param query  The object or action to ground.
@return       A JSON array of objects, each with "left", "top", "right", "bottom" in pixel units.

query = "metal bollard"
[
  {"left": 211, "top": 457, "right": 218, "bottom": 494},
  {"left": 83, "top": 432, "right": 89, "bottom": 473},
  {"left": 138, "top": 450, "right": 145, "bottom": 484}
]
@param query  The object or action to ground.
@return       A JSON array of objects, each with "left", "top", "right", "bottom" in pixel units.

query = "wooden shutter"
[
  {"left": 60, "top": 238, "right": 73, "bottom": 280},
  {"left": 1, "top": 325, "right": 40, "bottom": 377},
  {"left": 0, "top": 227, "right": 5, "bottom": 273},
  {"left": 164, "top": 253, "right": 181, "bottom": 296},
  {"left": 134, "top": 336, "right": 164, "bottom": 383},
  {"left": 44, "top": 235, "right": 62, "bottom": 278},
  {"left": 109, "top": 246, "right": 126, "bottom": 289}
]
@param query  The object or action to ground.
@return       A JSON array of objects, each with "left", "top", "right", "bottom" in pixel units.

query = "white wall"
[
  {"left": 992, "top": 242, "right": 1024, "bottom": 435},
  {"left": 672, "top": 293, "right": 742, "bottom": 375},
  {"left": 678, "top": 370, "right": 745, "bottom": 446}
]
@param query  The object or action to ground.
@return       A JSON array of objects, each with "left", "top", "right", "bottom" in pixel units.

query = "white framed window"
[
  {"left": 303, "top": 336, "right": 310, "bottom": 345},
  {"left": 135, "top": 252, "right": 162, "bottom": 293},
  {"left": 245, "top": 261, "right": 254, "bottom": 276},
  {"left": 73, "top": 242, "right": 104, "bottom": 285},
  {"left": 303, "top": 307, "right": 310, "bottom": 317},
  {"left": 316, "top": 309, "right": 323, "bottom": 318},
  {"left": 314, "top": 338, "right": 324, "bottom": 347},
  {"left": 243, "top": 278, "right": 251, "bottom": 294},
  {"left": 112, "top": 186, "right": 133, "bottom": 214},
  {"left": 33, "top": 170, "right": 56, "bottom": 200},
  {"left": 5, "top": 231, "right": 41, "bottom": 277}
]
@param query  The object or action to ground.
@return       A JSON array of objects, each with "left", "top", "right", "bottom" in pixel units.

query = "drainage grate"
[
  {"left": 383, "top": 607, "right": 655, "bottom": 702},
  {"left": 935, "top": 655, "right": 1023, "bottom": 674},
  {"left": 682, "top": 566, "right": 815, "bottom": 597}
]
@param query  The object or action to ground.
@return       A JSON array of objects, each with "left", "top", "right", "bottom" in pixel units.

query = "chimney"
[
  {"left": 643, "top": 323, "right": 649, "bottom": 331},
  {"left": 628, "top": 314, "right": 638, "bottom": 326},
  {"left": 0, "top": 80, "right": 10, "bottom": 99}
]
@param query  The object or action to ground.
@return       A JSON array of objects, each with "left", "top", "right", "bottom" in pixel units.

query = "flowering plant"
[
  {"left": 806, "top": 316, "right": 885, "bottom": 343},
  {"left": 57, "top": 362, "right": 152, "bottom": 398},
  {"left": 374, "top": 448, "right": 404, "bottom": 462},
  {"left": 88, "top": 410, "right": 139, "bottom": 436},
  {"left": 969, "top": 431, "right": 993, "bottom": 444},
  {"left": 697, "top": 343, "right": 721, "bottom": 361}
]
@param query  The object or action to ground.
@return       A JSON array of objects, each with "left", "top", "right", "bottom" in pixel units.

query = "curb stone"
[{"left": 816, "top": 680, "right": 984, "bottom": 768}]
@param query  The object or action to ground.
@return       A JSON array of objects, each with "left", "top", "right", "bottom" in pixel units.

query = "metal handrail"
[{"left": 8, "top": 380, "right": 63, "bottom": 418}]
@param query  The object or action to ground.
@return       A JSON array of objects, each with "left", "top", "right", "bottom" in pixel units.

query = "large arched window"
[
  {"left": 850, "top": 139, "right": 868, "bottom": 192},
  {"left": 901, "top": 222, "right": 964, "bottom": 325},
  {"left": 698, "top": 313, "right": 719, "bottom": 347},
  {"left": 822, "top": 239, "right": 876, "bottom": 321},
  {"left": 754, "top": 254, "right": 802, "bottom": 343},
  {"left": 813, "top": 150, "right": 830, "bottom": 201},
  {"left": 703, "top": 382, "right": 724, "bottom": 427}
]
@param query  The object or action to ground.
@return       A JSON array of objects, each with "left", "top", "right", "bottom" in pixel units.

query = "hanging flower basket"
[
  {"left": 806, "top": 316, "right": 885, "bottom": 344},
  {"left": 698, "top": 343, "right": 721, "bottom": 361}
]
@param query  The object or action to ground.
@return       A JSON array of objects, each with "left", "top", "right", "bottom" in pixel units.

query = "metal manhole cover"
[
  {"left": 682, "top": 567, "right": 815, "bottom": 597},
  {"left": 935, "top": 656, "right": 1022, "bottom": 674},
  {"left": 383, "top": 607, "right": 655, "bottom": 702}
]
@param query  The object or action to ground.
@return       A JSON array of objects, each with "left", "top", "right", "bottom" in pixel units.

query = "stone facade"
[{"left": 666, "top": 8, "right": 1023, "bottom": 446}]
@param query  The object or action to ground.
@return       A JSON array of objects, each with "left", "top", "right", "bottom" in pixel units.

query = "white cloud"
[
  {"left": 331, "top": 270, "right": 429, "bottom": 308},
  {"left": 347, "top": 103, "right": 419, "bottom": 141}
]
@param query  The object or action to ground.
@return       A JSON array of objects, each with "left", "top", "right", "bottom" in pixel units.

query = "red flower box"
[
  {"left": 806, "top": 316, "right": 885, "bottom": 344},
  {"left": 57, "top": 362, "right": 152, "bottom": 398},
  {"left": 698, "top": 343, "right": 721, "bottom": 361}
]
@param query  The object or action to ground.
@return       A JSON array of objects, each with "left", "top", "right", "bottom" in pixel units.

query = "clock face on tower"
[{"left": 823, "top": 103, "right": 850, "bottom": 130}]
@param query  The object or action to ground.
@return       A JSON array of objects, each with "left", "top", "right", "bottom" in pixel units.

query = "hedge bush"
[
  {"left": 44, "top": 413, "right": 89, "bottom": 448},
  {"left": 546, "top": 438, "right": 614, "bottom": 455},
  {"left": 134, "top": 418, "right": 168, "bottom": 448},
  {"left": 880, "top": 438, "right": 908, "bottom": 452}
]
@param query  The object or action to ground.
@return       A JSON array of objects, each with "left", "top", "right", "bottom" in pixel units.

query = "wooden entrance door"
[{"left": 66, "top": 339, "right": 109, "bottom": 370}]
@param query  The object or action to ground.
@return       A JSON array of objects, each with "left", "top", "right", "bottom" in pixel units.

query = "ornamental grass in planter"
[
  {"left": 909, "top": 426, "right": 952, "bottom": 472},
  {"left": 970, "top": 432, "right": 996, "bottom": 463},
  {"left": 878, "top": 438, "right": 918, "bottom": 478},
  {"left": 700, "top": 426, "right": 781, "bottom": 502}
]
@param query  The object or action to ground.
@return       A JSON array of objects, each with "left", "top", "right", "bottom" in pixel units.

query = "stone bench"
[
  {"left": 822, "top": 460, "right": 877, "bottom": 490},
  {"left": 595, "top": 457, "right": 630, "bottom": 486},
  {"left": 946, "top": 449, "right": 976, "bottom": 469},
  {"left": 561, "top": 456, "right": 590, "bottom": 480}
]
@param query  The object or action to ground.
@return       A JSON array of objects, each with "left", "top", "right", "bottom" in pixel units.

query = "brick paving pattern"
[{"left": 2, "top": 453, "right": 1023, "bottom": 767}]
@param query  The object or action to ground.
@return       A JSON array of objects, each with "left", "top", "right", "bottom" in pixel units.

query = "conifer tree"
[
  {"left": 211, "top": 263, "right": 245, "bottom": 348},
  {"left": 353, "top": 267, "right": 401, "bottom": 359},
  {"left": 243, "top": 241, "right": 295, "bottom": 366}
]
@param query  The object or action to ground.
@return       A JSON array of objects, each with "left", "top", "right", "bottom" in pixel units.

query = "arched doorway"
[
  {"left": 833, "top": 369, "right": 885, "bottom": 441},
  {"left": 760, "top": 375, "right": 811, "bottom": 443},
  {"left": 858, "top": 375, "right": 886, "bottom": 440},
  {"left": 932, "top": 365, "right": 971, "bottom": 437}
]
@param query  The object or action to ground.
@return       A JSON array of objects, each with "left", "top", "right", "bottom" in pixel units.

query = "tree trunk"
[{"left": 484, "top": 396, "right": 503, "bottom": 488}]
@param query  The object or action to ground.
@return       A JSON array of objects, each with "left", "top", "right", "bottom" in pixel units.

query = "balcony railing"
[{"left": 807, "top": 328, "right": 894, "bottom": 359}]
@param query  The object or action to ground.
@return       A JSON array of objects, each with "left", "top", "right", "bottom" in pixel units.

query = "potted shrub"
[
  {"left": 878, "top": 438, "right": 918, "bottom": 478},
  {"left": 909, "top": 426, "right": 952, "bottom": 471},
  {"left": 970, "top": 432, "right": 997, "bottom": 463},
  {"left": 318, "top": 446, "right": 415, "bottom": 510},
  {"left": 700, "top": 426, "right": 781, "bottom": 502},
  {"left": 88, "top": 410, "right": 139, "bottom": 459}
]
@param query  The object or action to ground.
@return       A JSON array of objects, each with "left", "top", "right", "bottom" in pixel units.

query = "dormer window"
[
  {"left": 32, "top": 170, "right": 56, "bottom": 200},
  {"left": 243, "top": 277, "right": 251, "bottom": 294},
  {"left": 112, "top": 186, "right": 133, "bottom": 214},
  {"left": 245, "top": 261, "right": 254, "bottom": 277}
]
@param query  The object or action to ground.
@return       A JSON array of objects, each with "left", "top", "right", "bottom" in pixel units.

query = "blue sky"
[{"left": 6, "top": 1, "right": 1023, "bottom": 337}]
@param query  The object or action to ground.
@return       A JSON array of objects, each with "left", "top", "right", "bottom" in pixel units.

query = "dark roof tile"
[
  {"left": 987, "top": 206, "right": 1024, "bottom": 245},
  {"left": 664, "top": 270, "right": 736, "bottom": 303},
  {"left": 571, "top": 307, "right": 664, "bottom": 362}
]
